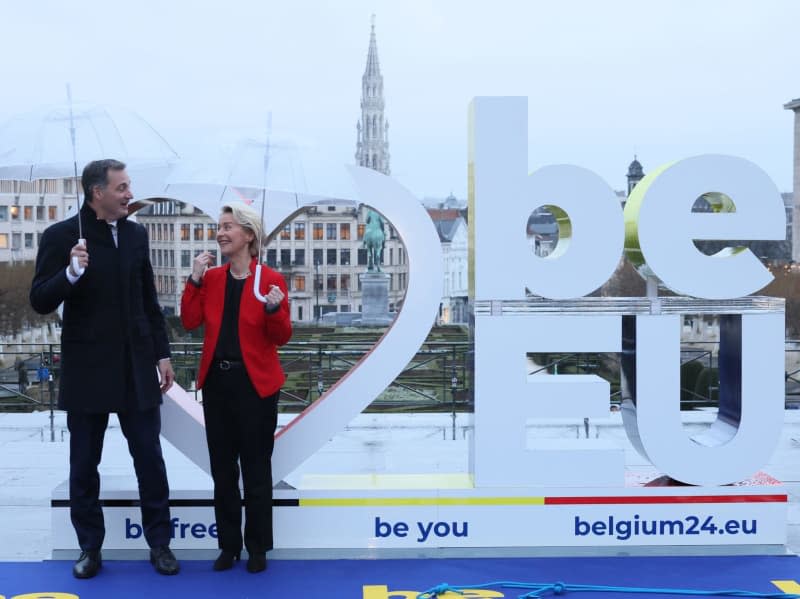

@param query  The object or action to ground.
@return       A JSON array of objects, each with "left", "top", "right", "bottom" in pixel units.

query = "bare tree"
[
  {"left": 0, "top": 262, "right": 56, "bottom": 336},
  {"left": 597, "top": 257, "right": 646, "bottom": 297},
  {"left": 762, "top": 263, "right": 800, "bottom": 339}
]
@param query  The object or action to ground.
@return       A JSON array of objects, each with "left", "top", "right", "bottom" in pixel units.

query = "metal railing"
[
  {"left": 169, "top": 340, "right": 473, "bottom": 418},
  {"left": 6, "top": 339, "right": 800, "bottom": 419}
]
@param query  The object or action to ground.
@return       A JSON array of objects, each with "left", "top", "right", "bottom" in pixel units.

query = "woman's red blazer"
[{"left": 180, "top": 258, "right": 292, "bottom": 398}]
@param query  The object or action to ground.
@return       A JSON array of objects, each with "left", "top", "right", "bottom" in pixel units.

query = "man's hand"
[
  {"left": 158, "top": 358, "right": 175, "bottom": 393},
  {"left": 69, "top": 241, "right": 89, "bottom": 277}
]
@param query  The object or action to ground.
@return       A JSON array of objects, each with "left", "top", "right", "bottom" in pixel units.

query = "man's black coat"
[{"left": 30, "top": 203, "right": 170, "bottom": 412}]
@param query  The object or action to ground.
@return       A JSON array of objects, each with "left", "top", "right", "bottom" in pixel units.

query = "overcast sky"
[{"left": 2, "top": 0, "right": 798, "bottom": 198}]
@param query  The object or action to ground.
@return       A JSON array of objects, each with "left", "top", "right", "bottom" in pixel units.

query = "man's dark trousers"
[{"left": 67, "top": 406, "right": 171, "bottom": 550}]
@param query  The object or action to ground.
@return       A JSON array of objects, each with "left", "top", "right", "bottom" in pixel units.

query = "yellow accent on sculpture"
[
  {"left": 623, "top": 162, "right": 673, "bottom": 271},
  {"left": 623, "top": 166, "right": 747, "bottom": 279},
  {"left": 543, "top": 205, "right": 572, "bottom": 259}
]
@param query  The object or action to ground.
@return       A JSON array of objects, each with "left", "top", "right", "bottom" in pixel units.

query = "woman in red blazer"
[{"left": 181, "top": 202, "right": 291, "bottom": 573}]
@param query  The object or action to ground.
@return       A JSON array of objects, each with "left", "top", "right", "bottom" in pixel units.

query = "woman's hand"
[
  {"left": 191, "top": 251, "right": 215, "bottom": 283},
  {"left": 264, "top": 284, "right": 285, "bottom": 309}
]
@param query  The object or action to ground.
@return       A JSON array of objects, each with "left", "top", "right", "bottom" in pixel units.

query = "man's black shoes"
[
  {"left": 73, "top": 550, "right": 102, "bottom": 579},
  {"left": 72, "top": 547, "right": 178, "bottom": 577},
  {"left": 150, "top": 545, "right": 180, "bottom": 575}
]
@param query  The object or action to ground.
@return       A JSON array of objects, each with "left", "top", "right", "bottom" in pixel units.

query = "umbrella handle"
[
  {"left": 252, "top": 265, "right": 269, "bottom": 303},
  {"left": 71, "top": 238, "right": 86, "bottom": 276}
]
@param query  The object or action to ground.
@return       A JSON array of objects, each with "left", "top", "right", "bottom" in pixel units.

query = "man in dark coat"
[{"left": 30, "top": 159, "right": 179, "bottom": 578}]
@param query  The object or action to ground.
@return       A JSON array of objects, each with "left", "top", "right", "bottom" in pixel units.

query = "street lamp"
[{"left": 314, "top": 258, "right": 320, "bottom": 324}]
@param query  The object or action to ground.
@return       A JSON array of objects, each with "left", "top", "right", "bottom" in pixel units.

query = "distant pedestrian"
[{"left": 16, "top": 359, "right": 28, "bottom": 391}]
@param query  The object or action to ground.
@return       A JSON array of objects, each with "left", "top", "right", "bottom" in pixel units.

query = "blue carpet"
[{"left": 0, "top": 555, "right": 798, "bottom": 599}]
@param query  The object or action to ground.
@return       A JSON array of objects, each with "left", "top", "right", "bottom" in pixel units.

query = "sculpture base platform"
[
  {"left": 359, "top": 272, "right": 393, "bottom": 326},
  {"left": 51, "top": 473, "right": 788, "bottom": 557}
]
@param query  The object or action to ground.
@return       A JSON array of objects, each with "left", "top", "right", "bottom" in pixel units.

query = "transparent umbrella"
[
  {"left": 164, "top": 136, "right": 356, "bottom": 224},
  {"left": 0, "top": 97, "right": 179, "bottom": 271},
  {"left": 0, "top": 101, "right": 177, "bottom": 181},
  {"left": 163, "top": 136, "right": 357, "bottom": 302}
]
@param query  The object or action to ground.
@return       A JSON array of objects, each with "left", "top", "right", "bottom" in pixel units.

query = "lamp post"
[{"left": 314, "top": 258, "right": 320, "bottom": 324}]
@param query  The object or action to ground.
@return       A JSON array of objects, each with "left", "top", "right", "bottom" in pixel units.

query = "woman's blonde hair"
[{"left": 220, "top": 202, "right": 264, "bottom": 257}]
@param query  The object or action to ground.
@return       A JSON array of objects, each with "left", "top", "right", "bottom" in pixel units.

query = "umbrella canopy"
[
  {"left": 162, "top": 137, "right": 358, "bottom": 230},
  {"left": 0, "top": 102, "right": 178, "bottom": 182}
]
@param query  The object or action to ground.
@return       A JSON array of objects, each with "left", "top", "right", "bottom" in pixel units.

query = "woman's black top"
[{"left": 213, "top": 272, "right": 246, "bottom": 361}]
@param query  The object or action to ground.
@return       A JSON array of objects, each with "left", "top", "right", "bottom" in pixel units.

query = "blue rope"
[{"left": 416, "top": 581, "right": 800, "bottom": 599}]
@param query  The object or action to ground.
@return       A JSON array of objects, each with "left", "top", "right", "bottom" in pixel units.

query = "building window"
[
  {"left": 294, "top": 222, "right": 305, "bottom": 240},
  {"left": 181, "top": 250, "right": 191, "bottom": 268},
  {"left": 23, "top": 206, "right": 33, "bottom": 221},
  {"left": 207, "top": 224, "right": 217, "bottom": 240},
  {"left": 341, "top": 274, "right": 350, "bottom": 291},
  {"left": 267, "top": 249, "right": 277, "bottom": 267},
  {"left": 36, "top": 206, "right": 45, "bottom": 220},
  {"left": 389, "top": 248, "right": 393, "bottom": 265},
  {"left": 326, "top": 223, "right": 337, "bottom": 240},
  {"left": 327, "top": 274, "right": 337, "bottom": 290},
  {"left": 24, "top": 233, "right": 33, "bottom": 249},
  {"left": 64, "top": 179, "right": 73, "bottom": 194},
  {"left": 340, "top": 249, "right": 350, "bottom": 265},
  {"left": 326, "top": 249, "right": 336, "bottom": 265},
  {"left": 169, "top": 224, "right": 175, "bottom": 241},
  {"left": 181, "top": 224, "right": 190, "bottom": 241},
  {"left": 10, "top": 206, "right": 19, "bottom": 220},
  {"left": 280, "top": 249, "right": 291, "bottom": 266},
  {"left": 194, "top": 224, "right": 204, "bottom": 241},
  {"left": 12, "top": 233, "right": 21, "bottom": 250},
  {"left": 280, "top": 224, "right": 290, "bottom": 240},
  {"left": 48, "top": 206, "right": 57, "bottom": 220},
  {"left": 0, "top": 233, "right": 8, "bottom": 248},
  {"left": 340, "top": 223, "right": 351, "bottom": 240},
  {"left": 294, "top": 249, "right": 305, "bottom": 266},
  {"left": 357, "top": 248, "right": 367, "bottom": 265},
  {"left": 313, "top": 248, "right": 323, "bottom": 265},
  {"left": 313, "top": 223, "right": 323, "bottom": 240},
  {"left": 357, "top": 223, "right": 365, "bottom": 240},
  {"left": 0, "top": 206, "right": 7, "bottom": 221},
  {"left": 209, "top": 249, "right": 218, "bottom": 263},
  {"left": 294, "top": 275, "right": 306, "bottom": 292},
  {"left": 298, "top": 305, "right": 303, "bottom": 321}
]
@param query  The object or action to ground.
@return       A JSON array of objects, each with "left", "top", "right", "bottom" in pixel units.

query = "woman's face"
[{"left": 216, "top": 213, "right": 254, "bottom": 259}]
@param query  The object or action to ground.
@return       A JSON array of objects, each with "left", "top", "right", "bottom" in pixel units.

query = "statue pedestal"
[{"left": 359, "top": 272, "right": 393, "bottom": 326}]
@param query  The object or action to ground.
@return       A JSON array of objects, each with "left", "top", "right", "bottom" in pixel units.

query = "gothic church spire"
[{"left": 355, "top": 15, "right": 390, "bottom": 175}]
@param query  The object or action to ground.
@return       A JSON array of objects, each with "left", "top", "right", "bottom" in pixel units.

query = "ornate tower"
[
  {"left": 627, "top": 155, "right": 644, "bottom": 195},
  {"left": 355, "top": 15, "right": 390, "bottom": 175}
]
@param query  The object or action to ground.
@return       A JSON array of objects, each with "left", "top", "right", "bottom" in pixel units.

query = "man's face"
[{"left": 92, "top": 168, "right": 133, "bottom": 221}]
